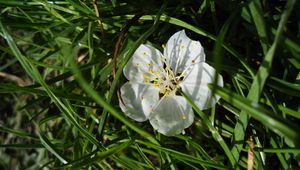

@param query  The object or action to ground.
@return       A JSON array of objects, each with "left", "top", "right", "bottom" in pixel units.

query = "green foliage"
[{"left": 0, "top": 0, "right": 300, "bottom": 169}]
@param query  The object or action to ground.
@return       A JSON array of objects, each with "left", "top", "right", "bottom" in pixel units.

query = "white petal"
[
  {"left": 124, "top": 44, "right": 163, "bottom": 83},
  {"left": 180, "top": 62, "right": 223, "bottom": 110},
  {"left": 149, "top": 96, "right": 194, "bottom": 136},
  {"left": 120, "top": 82, "right": 160, "bottom": 122},
  {"left": 163, "top": 30, "right": 205, "bottom": 74}
]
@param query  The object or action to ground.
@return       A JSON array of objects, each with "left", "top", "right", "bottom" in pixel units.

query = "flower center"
[{"left": 144, "top": 59, "right": 187, "bottom": 98}]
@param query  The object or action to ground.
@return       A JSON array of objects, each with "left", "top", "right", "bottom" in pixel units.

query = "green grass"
[{"left": 0, "top": 0, "right": 300, "bottom": 169}]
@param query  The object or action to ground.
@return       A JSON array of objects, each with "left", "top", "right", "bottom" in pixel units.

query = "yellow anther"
[
  {"left": 154, "top": 83, "right": 160, "bottom": 88},
  {"left": 162, "top": 44, "right": 166, "bottom": 49},
  {"left": 182, "top": 115, "right": 186, "bottom": 120},
  {"left": 149, "top": 69, "right": 155, "bottom": 74},
  {"left": 147, "top": 63, "right": 151, "bottom": 67},
  {"left": 180, "top": 44, "right": 185, "bottom": 49},
  {"left": 143, "top": 73, "right": 150, "bottom": 79},
  {"left": 151, "top": 77, "right": 157, "bottom": 82},
  {"left": 140, "top": 96, "right": 144, "bottom": 101},
  {"left": 165, "top": 66, "right": 169, "bottom": 71}
]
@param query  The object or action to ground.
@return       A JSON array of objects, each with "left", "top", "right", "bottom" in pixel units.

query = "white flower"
[{"left": 119, "top": 30, "right": 223, "bottom": 136}]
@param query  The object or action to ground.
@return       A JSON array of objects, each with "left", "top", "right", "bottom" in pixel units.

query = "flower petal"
[
  {"left": 164, "top": 30, "right": 205, "bottom": 74},
  {"left": 120, "top": 82, "right": 160, "bottom": 122},
  {"left": 149, "top": 96, "right": 194, "bottom": 136},
  {"left": 180, "top": 62, "right": 223, "bottom": 110},
  {"left": 124, "top": 44, "right": 163, "bottom": 84}
]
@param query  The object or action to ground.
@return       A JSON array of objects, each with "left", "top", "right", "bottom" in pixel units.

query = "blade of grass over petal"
[
  {"left": 70, "top": 55, "right": 159, "bottom": 145},
  {"left": 98, "top": 3, "right": 166, "bottom": 137},
  {"left": 181, "top": 91, "right": 238, "bottom": 168}
]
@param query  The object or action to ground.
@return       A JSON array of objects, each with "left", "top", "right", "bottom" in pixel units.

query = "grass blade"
[
  {"left": 230, "top": 0, "right": 297, "bottom": 160},
  {"left": 212, "top": 85, "right": 300, "bottom": 144}
]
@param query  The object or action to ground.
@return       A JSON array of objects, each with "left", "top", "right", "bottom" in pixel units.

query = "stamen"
[
  {"left": 149, "top": 69, "right": 155, "bottom": 74},
  {"left": 171, "top": 79, "right": 176, "bottom": 85},
  {"left": 176, "top": 72, "right": 182, "bottom": 77},
  {"left": 143, "top": 73, "right": 150, "bottom": 79},
  {"left": 154, "top": 83, "right": 160, "bottom": 88},
  {"left": 159, "top": 92, "right": 164, "bottom": 99},
  {"left": 166, "top": 86, "right": 171, "bottom": 91},
  {"left": 175, "top": 87, "right": 182, "bottom": 96},
  {"left": 180, "top": 44, "right": 185, "bottom": 49},
  {"left": 163, "top": 62, "right": 167, "bottom": 70}
]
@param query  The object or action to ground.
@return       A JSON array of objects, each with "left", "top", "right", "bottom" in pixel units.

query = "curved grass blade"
[
  {"left": 136, "top": 140, "right": 229, "bottom": 170},
  {"left": 230, "top": 0, "right": 296, "bottom": 160},
  {"left": 119, "top": 14, "right": 255, "bottom": 78},
  {"left": 181, "top": 91, "right": 238, "bottom": 168},
  {"left": 63, "top": 140, "right": 133, "bottom": 168},
  {"left": 39, "top": 133, "right": 68, "bottom": 164},
  {"left": 212, "top": 85, "right": 300, "bottom": 144},
  {"left": 98, "top": 2, "right": 166, "bottom": 137},
  {"left": 268, "top": 77, "right": 300, "bottom": 97},
  {"left": 70, "top": 58, "right": 158, "bottom": 145},
  {"left": 0, "top": 19, "right": 103, "bottom": 150},
  {"left": 134, "top": 143, "right": 156, "bottom": 169},
  {"left": 0, "top": 124, "right": 39, "bottom": 140}
]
